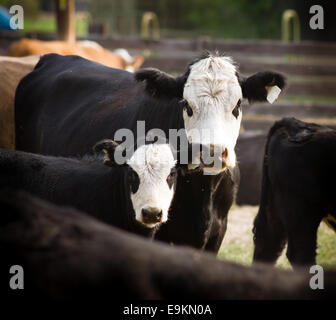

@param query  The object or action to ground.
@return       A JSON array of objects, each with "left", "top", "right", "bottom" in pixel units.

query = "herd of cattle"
[{"left": 0, "top": 39, "right": 335, "bottom": 300}]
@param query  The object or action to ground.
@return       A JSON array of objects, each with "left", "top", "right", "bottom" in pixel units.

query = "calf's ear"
[
  {"left": 239, "top": 71, "right": 286, "bottom": 104},
  {"left": 93, "top": 139, "right": 123, "bottom": 167},
  {"left": 135, "top": 68, "right": 186, "bottom": 99}
]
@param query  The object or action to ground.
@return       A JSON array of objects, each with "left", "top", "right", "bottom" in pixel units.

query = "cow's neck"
[{"left": 155, "top": 169, "right": 233, "bottom": 249}]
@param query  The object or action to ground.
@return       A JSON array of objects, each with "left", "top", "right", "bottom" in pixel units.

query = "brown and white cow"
[
  {"left": 0, "top": 55, "right": 39, "bottom": 149},
  {"left": 7, "top": 38, "right": 144, "bottom": 71}
]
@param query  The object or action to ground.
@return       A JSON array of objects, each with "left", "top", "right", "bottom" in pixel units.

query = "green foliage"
[
  {"left": 0, "top": 0, "right": 39, "bottom": 17},
  {"left": 1, "top": 0, "right": 333, "bottom": 40},
  {"left": 23, "top": 16, "right": 88, "bottom": 36},
  {"left": 187, "top": 0, "right": 283, "bottom": 39},
  {"left": 24, "top": 17, "right": 55, "bottom": 33}
]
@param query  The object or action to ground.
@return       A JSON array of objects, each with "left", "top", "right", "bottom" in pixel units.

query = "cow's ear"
[
  {"left": 240, "top": 71, "right": 286, "bottom": 104},
  {"left": 93, "top": 139, "right": 122, "bottom": 166},
  {"left": 135, "top": 68, "right": 185, "bottom": 99}
]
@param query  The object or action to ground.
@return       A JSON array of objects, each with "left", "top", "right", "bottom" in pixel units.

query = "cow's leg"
[
  {"left": 286, "top": 215, "right": 321, "bottom": 269},
  {"left": 323, "top": 213, "right": 336, "bottom": 233},
  {"left": 204, "top": 235, "right": 223, "bottom": 253},
  {"left": 204, "top": 217, "right": 227, "bottom": 253},
  {"left": 253, "top": 203, "right": 287, "bottom": 265}
]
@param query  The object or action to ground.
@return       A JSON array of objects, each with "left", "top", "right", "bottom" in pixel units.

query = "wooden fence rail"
[{"left": 1, "top": 32, "right": 335, "bottom": 129}]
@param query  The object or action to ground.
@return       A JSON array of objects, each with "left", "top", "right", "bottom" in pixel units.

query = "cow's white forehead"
[
  {"left": 127, "top": 144, "right": 176, "bottom": 178},
  {"left": 183, "top": 56, "right": 242, "bottom": 111}
]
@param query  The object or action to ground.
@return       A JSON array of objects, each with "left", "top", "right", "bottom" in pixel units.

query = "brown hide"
[
  {"left": 8, "top": 38, "right": 144, "bottom": 71},
  {"left": 0, "top": 55, "right": 39, "bottom": 149}
]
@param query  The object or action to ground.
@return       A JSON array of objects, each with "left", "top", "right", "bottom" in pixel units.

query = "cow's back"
[
  {"left": 267, "top": 118, "right": 336, "bottom": 205},
  {"left": 15, "top": 54, "right": 139, "bottom": 156},
  {"left": 0, "top": 148, "right": 135, "bottom": 230}
]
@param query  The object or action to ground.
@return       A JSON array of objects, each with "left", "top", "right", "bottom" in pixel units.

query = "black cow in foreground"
[
  {"left": 253, "top": 118, "right": 336, "bottom": 268},
  {"left": 1, "top": 190, "right": 335, "bottom": 301},
  {"left": 15, "top": 53, "right": 285, "bottom": 252},
  {"left": 0, "top": 140, "right": 178, "bottom": 237}
]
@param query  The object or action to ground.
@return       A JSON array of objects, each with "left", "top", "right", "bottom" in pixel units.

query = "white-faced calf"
[{"left": 0, "top": 140, "right": 177, "bottom": 237}]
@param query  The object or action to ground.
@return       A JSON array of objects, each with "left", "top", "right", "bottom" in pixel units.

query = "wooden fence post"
[
  {"left": 55, "top": 0, "right": 75, "bottom": 42},
  {"left": 141, "top": 12, "right": 160, "bottom": 39},
  {"left": 282, "top": 9, "right": 300, "bottom": 42}
]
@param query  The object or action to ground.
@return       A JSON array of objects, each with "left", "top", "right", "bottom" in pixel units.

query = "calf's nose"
[{"left": 141, "top": 207, "right": 163, "bottom": 224}]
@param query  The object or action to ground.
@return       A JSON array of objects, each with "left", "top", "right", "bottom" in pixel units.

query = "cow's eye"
[
  {"left": 180, "top": 99, "right": 193, "bottom": 117},
  {"left": 128, "top": 170, "right": 140, "bottom": 194},
  {"left": 232, "top": 99, "right": 241, "bottom": 119},
  {"left": 166, "top": 168, "right": 177, "bottom": 189}
]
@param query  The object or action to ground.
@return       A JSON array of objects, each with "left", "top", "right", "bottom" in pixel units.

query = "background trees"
[{"left": 0, "top": 0, "right": 334, "bottom": 41}]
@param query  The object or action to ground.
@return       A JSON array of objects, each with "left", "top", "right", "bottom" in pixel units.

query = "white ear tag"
[{"left": 266, "top": 85, "right": 281, "bottom": 104}]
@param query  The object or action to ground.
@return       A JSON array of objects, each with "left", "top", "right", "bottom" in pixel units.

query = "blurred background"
[{"left": 0, "top": 0, "right": 335, "bottom": 40}]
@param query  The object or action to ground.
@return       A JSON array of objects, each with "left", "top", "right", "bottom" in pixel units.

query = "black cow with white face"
[
  {"left": 0, "top": 141, "right": 177, "bottom": 237},
  {"left": 15, "top": 52, "right": 285, "bottom": 252}
]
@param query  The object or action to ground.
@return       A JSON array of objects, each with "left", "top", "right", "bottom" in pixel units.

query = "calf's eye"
[
  {"left": 128, "top": 170, "right": 140, "bottom": 194},
  {"left": 232, "top": 99, "right": 241, "bottom": 119}
]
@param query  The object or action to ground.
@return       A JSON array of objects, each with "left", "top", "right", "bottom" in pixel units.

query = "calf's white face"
[
  {"left": 126, "top": 144, "right": 176, "bottom": 227},
  {"left": 183, "top": 56, "right": 242, "bottom": 173}
]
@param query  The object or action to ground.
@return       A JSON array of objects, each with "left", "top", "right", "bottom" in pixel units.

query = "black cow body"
[
  {"left": 1, "top": 190, "right": 335, "bottom": 301},
  {"left": 14, "top": 54, "right": 237, "bottom": 252},
  {"left": 0, "top": 148, "right": 156, "bottom": 237},
  {"left": 15, "top": 54, "right": 284, "bottom": 252},
  {"left": 236, "top": 131, "right": 267, "bottom": 205},
  {"left": 15, "top": 54, "right": 182, "bottom": 156},
  {"left": 253, "top": 118, "right": 336, "bottom": 267}
]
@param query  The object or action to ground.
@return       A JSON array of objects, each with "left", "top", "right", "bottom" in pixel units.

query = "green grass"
[
  {"left": 316, "top": 225, "right": 336, "bottom": 267},
  {"left": 218, "top": 206, "right": 336, "bottom": 270}
]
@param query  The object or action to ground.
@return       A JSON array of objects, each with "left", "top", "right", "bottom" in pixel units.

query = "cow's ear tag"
[{"left": 266, "top": 85, "right": 281, "bottom": 104}]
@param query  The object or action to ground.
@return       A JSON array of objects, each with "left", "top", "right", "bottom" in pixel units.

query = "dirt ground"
[
  {"left": 218, "top": 205, "right": 268, "bottom": 267},
  {"left": 222, "top": 205, "right": 257, "bottom": 244}
]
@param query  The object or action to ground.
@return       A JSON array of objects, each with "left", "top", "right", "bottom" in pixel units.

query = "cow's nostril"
[
  {"left": 141, "top": 208, "right": 163, "bottom": 223},
  {"left": 208, "top": 145, "right": 228, "bottom": 159},
  {"left": 222, "top": 148, "right": 228, "bottom": 160}
]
